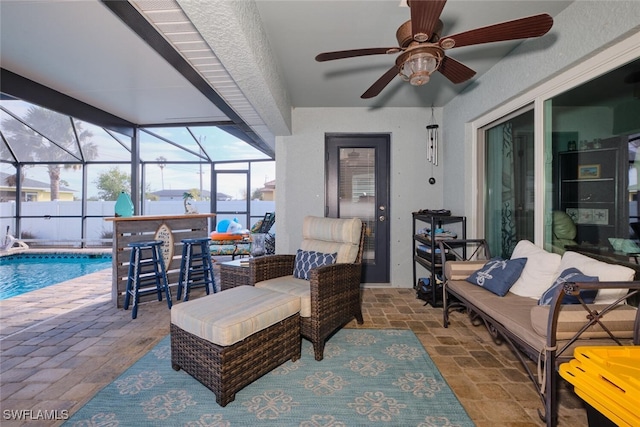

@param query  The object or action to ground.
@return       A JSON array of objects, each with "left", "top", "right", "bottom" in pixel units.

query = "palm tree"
[
  {"left": 4, "top": 171, "right": 23, "bottom": 188},
  {"left": 1, "top": 106, "right": 97, "bottom": 200},
  {"left": 156, "top": 156, "right": 167, "bottom": 190}
]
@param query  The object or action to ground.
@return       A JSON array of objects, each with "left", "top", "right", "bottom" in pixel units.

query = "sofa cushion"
[
  {"left": 293, "top": 249, "right": 337, "bottom": 280},
  {"left": 300, "top": 216, "right": 362, "bottom": 263},
  {"left": 255, "top": 276, "right": 311, "bottom": 317},
  {"left": 447, "top": 279, "right": 546, "bottom": 351},
  {"left": 170, "top": 285, "right": 301, "bottom": 346},
  {"left": 538, "top": 268, "right": 598, "bottom": 305},
  {"left": 466, "top": 257, "right": 527, "bottom": 296},
  {"left": 530, "top": 304, "right": 637, "bottom": 339},
  {"left": 560, "top": 251, "right": 634, "bottom": 304},
  {"left": 509, "top": 240, "right": 562, "bottom": 299}
]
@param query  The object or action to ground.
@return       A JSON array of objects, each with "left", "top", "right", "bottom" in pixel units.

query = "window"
[
  {"left": 477, "top": 56, "right": 640, "bottom": 258},
  {"left": 546, "top": 58, "right": 640, "bottom": 255}
]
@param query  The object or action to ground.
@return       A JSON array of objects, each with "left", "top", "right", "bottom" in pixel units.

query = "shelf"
[
  {"left": 414, "top": 235, "right": 459, "bottom": 245},
  {"left": 414, "top": 255, "right": 440, "bottom": 269},
  {"left": 562, "top": 202, "right": 614, "bottom": 206},
  {"left": 556, "top": 140, "right": 625, "bottom": 247},
  {"left": 412, "top": 212, "right": 466, "bottom": 308},
  {"left": 562, "top": 178, "right": 614, "bottom": 183}
]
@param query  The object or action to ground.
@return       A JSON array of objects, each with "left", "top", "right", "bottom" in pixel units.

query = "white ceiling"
[
  {"left": 0, "top": 0, "right": 573, "bottom": 152},
  {"left": 255, "top": 0, "right": 571, "bottom": 107}
]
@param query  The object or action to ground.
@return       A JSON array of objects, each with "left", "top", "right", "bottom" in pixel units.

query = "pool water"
[{"left": 0, "top": 253, "right": 112, "bottom": 300}]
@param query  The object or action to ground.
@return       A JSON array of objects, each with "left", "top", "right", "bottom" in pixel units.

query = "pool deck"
[{"left": 0, "top": 259, "right": 177, "bottom": 427}]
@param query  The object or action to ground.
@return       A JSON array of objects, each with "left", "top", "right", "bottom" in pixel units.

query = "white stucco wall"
[
  {"left": 274, "top": 2, "right": 639, "bottom": 288},
  {"left": 442, "top": 1, "right": 640, "bottom": 230},
  {"left": 277, "top": 107, "right": 443, "bottom": 287}
]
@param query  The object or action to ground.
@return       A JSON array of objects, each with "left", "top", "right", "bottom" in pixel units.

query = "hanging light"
[
  {"left": 397, "top": 46, "right": 443, "bottom": 86},
  {"left": 426, "top": 107, "right": 439, "bottom": 166}
]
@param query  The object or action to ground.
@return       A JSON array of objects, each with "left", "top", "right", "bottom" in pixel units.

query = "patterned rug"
[{"left": 65, "top": 329, "right": 474, "bottom": 426}]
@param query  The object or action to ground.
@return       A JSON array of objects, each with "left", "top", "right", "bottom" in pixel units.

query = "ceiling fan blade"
[
  {"left": 439, "top": 13, "right": 553, "bottom": 49},
  {"left": 361, "top": 66, "right": 399, "bottom": 99},
  {"left": 438, "top": 56, "right": 476, "bottom": 84},
  {"left": 315, "top": 48, "right": 399, "bottom": 62},
  {"left": 409, "top": 0, "right": 447, "bottom": 42}
]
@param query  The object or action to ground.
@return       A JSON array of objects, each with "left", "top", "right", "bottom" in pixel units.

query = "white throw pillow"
[
  {"left": 508, "top": 240, "right": 561, "bottom": 299},
  {"left": 559, "top": 251, "right": 634, "bottom": 304}
]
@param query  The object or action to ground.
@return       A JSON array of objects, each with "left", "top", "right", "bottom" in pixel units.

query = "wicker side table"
[{"left": 219, "top": 259, "right": 251, "bottom": 290}]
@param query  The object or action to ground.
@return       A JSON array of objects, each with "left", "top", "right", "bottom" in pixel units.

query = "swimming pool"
[{"left": 0, "top": 252, "right": 112, "bottom": 300}]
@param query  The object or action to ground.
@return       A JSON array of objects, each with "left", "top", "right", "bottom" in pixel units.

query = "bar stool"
[
  {"left": 124, "top": 240, "right": 172, "bottom": 319},
  {"left": 177, "top": 237, "right": 216, "bottom": 301}
]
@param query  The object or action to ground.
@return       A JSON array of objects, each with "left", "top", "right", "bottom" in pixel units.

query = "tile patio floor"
[{"left": 0, "top": 263, "right": 589, "bottom": 426}]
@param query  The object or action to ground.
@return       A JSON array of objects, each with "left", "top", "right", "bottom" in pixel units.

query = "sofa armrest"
[
  {"left": 444, "top": 260, "right": 489, "bottom": 281},
  {"left": 546, "top": 280, "right": 640, "bottom": 350}
]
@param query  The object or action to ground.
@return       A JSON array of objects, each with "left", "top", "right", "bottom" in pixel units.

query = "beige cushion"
[
  {"left": 447, "top": 279, "right": 546, "bottom": 351},
  {"left": 300, "top": 216, "right": 362, "bottom": 263},
  {"left": 530, "top": 304, "right": 637, "bottom": 339},
  {"left": 560, "top": 251, "right": 634, "bottom": 304},
  {"left": 509, "top": 240, "right": 561, "bottom": 299},
  {"left": 170, "top": 285, "right": 300, "bottom": 346},
  {"left": 444, "top": 260, "right": 489, "bottom": 281},
  {"left": 255, "top": 276, "right": 311, "bottom": 317}
]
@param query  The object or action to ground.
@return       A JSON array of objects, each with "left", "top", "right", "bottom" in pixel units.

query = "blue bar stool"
[
  {"left": 177, "top": 237, "right": 216, "bottom": 301},
  {"left": 124, "top": 240, "right": 172, "bottom": 319}
]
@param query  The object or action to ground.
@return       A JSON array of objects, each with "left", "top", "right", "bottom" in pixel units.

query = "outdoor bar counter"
[{"left": 105, "top": 213, "right": 216, "bottom": 308}]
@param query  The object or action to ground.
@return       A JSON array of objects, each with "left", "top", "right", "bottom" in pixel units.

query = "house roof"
[{"left": 0, "top": 172, "right": 75, "bottom": 192}]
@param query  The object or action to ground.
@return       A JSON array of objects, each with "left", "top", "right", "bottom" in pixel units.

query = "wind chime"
[{"left": 426, "top": 108, "right": 439, "bottom": 184}]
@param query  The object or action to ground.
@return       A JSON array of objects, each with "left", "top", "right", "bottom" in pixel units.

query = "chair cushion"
[
  {"left": 293, "top": 249, "right": 337, "bottom": 280},
  {"left": 210, "top": 232, "right": 248, "bottom": 241},
  {"left": 255, "top": 276, "right": 311, "bottom": 317},
  {"left": 553, "top": 210, "right": 577, "bottom": 240},
  {"left": 170, "top": 285, "right": 300, "bottom": 346},
  {"left": 209, "top": 243, "right": 238, "bottom": 256},
  {"left": 300, "top": 216, "right": 362, "bottom": 263},
  {"left": 466, "top": 257, "right": 527, "bottom": 296},
  {"left": 250, "top": 220, "right": 264, "bottom": 233}
]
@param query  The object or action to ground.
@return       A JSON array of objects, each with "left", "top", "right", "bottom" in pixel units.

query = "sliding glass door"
[{"left": 483, "top": 109, "right": 535, "bottom": 258}]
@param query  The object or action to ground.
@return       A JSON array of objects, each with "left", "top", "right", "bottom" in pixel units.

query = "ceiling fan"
[{"left": 315, "top": 0, "right": 553, "bottom": 99}]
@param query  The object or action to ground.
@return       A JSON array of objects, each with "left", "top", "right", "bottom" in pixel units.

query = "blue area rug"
[{"left": 65, "top": 329, "right": 474, "bottom": 426}]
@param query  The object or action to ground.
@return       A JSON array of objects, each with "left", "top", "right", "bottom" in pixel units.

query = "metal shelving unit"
[{"left": 412, "top": 212, "right": 466, "bottom": 307}]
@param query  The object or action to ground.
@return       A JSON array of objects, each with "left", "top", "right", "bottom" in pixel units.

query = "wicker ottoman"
[{"left": 170, "top": 285, "right": 301, "bottom": 406}]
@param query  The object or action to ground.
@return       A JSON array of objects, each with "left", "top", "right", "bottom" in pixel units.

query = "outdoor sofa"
[{"left": 440, "top": 239, "right": 640, "bottom": 427}]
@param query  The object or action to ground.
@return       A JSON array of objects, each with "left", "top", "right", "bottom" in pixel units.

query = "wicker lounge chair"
[{"left": 251, "top": 216, "right": 365, "bottom": 361}]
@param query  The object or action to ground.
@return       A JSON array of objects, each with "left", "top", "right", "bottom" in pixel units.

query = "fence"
[{"left": 0, "top": 200, "right": 275, "bottom": 247}]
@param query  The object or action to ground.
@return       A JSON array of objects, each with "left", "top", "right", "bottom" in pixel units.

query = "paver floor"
[{"left": 1, "top": 261, "right": 588, "bottom": 426}]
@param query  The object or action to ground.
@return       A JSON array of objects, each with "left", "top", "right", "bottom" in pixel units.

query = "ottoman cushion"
[{"left": 171, "top": 285, "right": 300, "bottom": 346}]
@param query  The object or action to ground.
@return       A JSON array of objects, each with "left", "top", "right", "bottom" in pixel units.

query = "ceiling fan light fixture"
[{"left": 398, "top": 47, "right": 442, "bottom": 86}]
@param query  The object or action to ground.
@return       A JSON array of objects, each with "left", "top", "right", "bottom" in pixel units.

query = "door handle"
[{"left": 379, "top": 215, "right": 386, "bottom": 222}]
